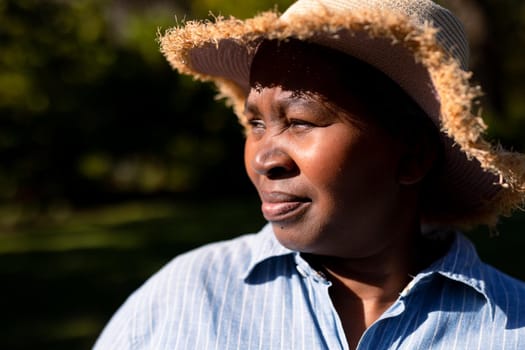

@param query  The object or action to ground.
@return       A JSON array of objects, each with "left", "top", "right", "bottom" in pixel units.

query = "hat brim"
[{"left": 160, "top": 9, "right": 525, "bottom": 228}]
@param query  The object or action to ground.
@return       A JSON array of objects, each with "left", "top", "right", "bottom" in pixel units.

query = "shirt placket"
[
  {"left": 295, "top": 254, "right": 349, "bottom": 350},
  {"left": 295, "top": 253, "right": 414, "bottom": 350},
  {"left": 355, "top": 299, "right": 406, "bottom": 349}
]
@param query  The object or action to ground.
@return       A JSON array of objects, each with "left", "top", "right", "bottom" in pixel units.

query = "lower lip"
[{"left": 261, "top": 201, "right": 310, "bottom": 222}]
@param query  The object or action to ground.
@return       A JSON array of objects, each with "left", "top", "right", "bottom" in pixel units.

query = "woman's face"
[{"left": 244, "top": 85, "right": 406, "bottom": 258}]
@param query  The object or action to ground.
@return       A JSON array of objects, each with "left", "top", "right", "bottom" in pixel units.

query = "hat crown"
[
  {"left": 160, "top": 0, "right": 525, "bottom": 225},
  {"left": 282, "top": 0, "right": 469, "bottom": 68}
]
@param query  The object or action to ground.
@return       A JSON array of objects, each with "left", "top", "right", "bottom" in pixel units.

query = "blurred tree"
[
  {"left": 0, "top": 0, "right": 255, "bottom": 222},
  {"left": 439, "top": 0, "right": 525, "bottom": 149},
  {"left": 0, "top": 1, "right": 524, "bottom": 348},
  {"left": 190, "top": 0, "right": 293, "bottom": 18},
  {"left": 0, "top": 0, "right": 523, "bottom": 225}
]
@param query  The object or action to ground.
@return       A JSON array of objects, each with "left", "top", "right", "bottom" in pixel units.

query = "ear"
[{"left": 397, "top": 134, "right": 438, "bottom": 186}]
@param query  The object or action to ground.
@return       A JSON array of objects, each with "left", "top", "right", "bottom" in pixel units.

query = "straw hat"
[{"left": 159, "top": 0, "right": 525, "bottom": 228}]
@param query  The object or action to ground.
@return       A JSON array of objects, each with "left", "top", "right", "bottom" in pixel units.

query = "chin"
[{"left": 270, "top": 221, "right": 327, "bottom": 253}]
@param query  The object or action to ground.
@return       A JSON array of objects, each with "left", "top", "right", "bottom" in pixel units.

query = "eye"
[
  {"left": 247, "top": 118, "right": 265, "bottom": 133},
  {"left": 289, "top": 118, "right": 315, "bottom": 131}
]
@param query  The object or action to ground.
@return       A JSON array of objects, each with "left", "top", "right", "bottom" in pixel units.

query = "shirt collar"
[
  {"left": 410, "top": 231, "right": 495, "bottom": 317},
  {"left": 241, "top": 223, "right": 294, "bottom": 280},
  {"left": 241, "top": 225, "right": 495, "bottom": 317}
]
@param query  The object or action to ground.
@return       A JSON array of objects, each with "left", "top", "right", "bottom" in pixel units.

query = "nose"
[{"left": 251, "top": 145, "right": 298, "bottom": 179}]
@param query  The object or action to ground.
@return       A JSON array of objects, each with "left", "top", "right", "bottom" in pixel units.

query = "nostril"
[
  {"left": 267, "top": 166, "right": 290, "bottom": 179},
  {"left": 252, "top": 148, "right": 298, "bottom": 178}
]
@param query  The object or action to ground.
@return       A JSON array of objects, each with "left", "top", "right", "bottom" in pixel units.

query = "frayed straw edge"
[{"left": 158, "top": 9, "right": 525, "bottom": 228}]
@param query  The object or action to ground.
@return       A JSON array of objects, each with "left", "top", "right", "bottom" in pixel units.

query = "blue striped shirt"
[{"left": 94, "top": 224, "right": 525, "bottom": 349}]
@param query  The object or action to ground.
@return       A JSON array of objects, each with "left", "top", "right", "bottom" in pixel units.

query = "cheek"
[
  {"left": 298, "top": 131, "right": 361, "bottom": 186},
  {"left": 243, "top": 139, "right": 256, "bottom": 183},
  {"left": 303, "top": 130, "right": 401, "bottom": 196}
]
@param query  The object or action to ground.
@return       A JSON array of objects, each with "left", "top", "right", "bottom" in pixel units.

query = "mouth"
[{"left": 259, "top": 191, "right": 311, "bottom": 223}]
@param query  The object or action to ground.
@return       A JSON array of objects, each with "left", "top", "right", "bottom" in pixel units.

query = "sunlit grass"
[{"left": 0, "top": 198, "right": 264, "bottom": 350}]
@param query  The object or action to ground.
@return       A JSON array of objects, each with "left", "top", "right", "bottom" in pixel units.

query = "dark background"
[{"left": 1, "top": 0, "right": 525, "bottom": 348}]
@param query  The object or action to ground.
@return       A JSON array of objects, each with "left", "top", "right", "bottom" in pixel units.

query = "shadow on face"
[
  {"left": 251, "top": 39, "right": 430, "bottom": 133},
  {"left": 249, "top": 38, "right": 443, "bottom": 189}
]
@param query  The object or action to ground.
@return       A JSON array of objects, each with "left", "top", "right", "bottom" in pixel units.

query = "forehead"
[
  {"left": 249, "top": 39, "right": 349, "bottom": 102},
  {"left": 248, "top": 39, "right": 432, "bottom": 138},
  {"left": 248, "top": 39, "right": 394, "bottom": 127}
]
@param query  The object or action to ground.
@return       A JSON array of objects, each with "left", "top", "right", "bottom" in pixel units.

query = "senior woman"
[{"left": 95, "top": 0, "right": 525, "bottom": 349}]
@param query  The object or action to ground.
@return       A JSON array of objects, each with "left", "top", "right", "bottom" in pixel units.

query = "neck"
[
  {"left": 309, "top": 228, "right": 418, "bottom": 304},
  {"left": 304, "top": 224, "right": 448, "bottom": 349}
]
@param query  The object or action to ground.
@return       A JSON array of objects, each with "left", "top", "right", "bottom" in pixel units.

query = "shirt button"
[
  {"left": 296, "top": 264, "right": 309, "bottom": 278},
  {"left": 400, "top": 279, "right": 417, "bottom": 297},
  {"left": 312, "top": 271, "right": 330, "bottom": 284}
]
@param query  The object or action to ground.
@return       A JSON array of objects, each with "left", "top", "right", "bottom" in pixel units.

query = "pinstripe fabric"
[{"left": 94, "top": 224, "right": 525, "bottom": 349}]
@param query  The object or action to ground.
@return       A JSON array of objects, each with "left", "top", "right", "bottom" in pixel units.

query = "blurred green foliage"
[
  {"left": 0, "top": 0, "right": 524, "bottom": 224},
  {"left": 1, "top": 0, "right": 525, "bottom": 349},
  {"left": 190, "top": 0, "right": 293, "bottom": 18},
  {"left": 0, "top": 0, "right": 264, "bottom": 227},
  {"left": 1, "top": 199, "right": 266, "bottom": 350}
]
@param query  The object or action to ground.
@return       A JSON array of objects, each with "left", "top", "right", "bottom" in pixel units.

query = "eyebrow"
[
  {"left": 243, "top": 101, "right": 260, "bottom": 118},
  {"left": 244, "top": 92, "right": 322, "bottom": 119}
]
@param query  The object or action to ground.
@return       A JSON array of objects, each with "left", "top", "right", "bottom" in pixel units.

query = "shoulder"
[
  {"left": 93, "top": 225, "right": 281, "bottom": 349},
  {"left": 481, "top": 262, "right": 525, "bottom": 323},
  {"left": 417, "top": 231, "right": 525, "bottom": 331},
  {"left": 156, "top": 222, "right": 290, "bottom": 280},
  {"left": 128, "top": 225, "right": 272, "bottom": 306},
  {"left": 453, "top": 232, "right": 525, "bottom": 325},
  {"left": 154, "top": 228, "right": 263, "bottom": 280}
]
